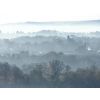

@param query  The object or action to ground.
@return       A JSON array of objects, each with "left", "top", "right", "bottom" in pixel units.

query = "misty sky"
[{"left": 0, "top": 0, "right": 100, "bottom": 24}]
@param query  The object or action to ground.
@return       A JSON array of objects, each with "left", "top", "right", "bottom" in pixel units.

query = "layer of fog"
[{"left": 0, "top": 22, "right": 100, "bottom": 39}]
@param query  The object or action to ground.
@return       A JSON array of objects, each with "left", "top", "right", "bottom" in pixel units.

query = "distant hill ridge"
[{"left": 1, "top": 19, "right": 100, "bottom": 25}]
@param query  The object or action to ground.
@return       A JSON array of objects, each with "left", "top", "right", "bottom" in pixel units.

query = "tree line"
[{"left": 0, "top": 60, "right": 100, "bottom": 88}]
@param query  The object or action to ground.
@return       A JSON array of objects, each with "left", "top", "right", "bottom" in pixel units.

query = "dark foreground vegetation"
[{"left": 0, "top": 60, "right": 100, "bottom": 88}]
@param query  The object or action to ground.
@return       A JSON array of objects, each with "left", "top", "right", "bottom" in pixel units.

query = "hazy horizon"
[{"left": 0, "top": 19, "right": 99, "bottom": 25}]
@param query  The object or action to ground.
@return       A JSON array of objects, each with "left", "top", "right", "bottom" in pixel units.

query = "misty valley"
[{"left": 0, "top": 21, "right": 100, "bottom": 88}]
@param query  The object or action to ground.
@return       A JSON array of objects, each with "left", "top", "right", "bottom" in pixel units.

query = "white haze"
[
  {"left": 0, "top": 23, "right": 100, "bottom": 33},
  {"left": 0, "top": 23, "right": 100, "bottom": 39},
  {"left": 0, "top": 24, "right": 100, "bottom": 38}
]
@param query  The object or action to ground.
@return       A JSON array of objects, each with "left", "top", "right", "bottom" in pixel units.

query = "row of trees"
[{"left": 0, "top": 60, "right": 100, "bottom": 88}]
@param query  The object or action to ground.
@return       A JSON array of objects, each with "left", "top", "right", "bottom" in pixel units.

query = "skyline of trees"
[{"left": 0, "top": 60, "right": 99, "bottom": 88}]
